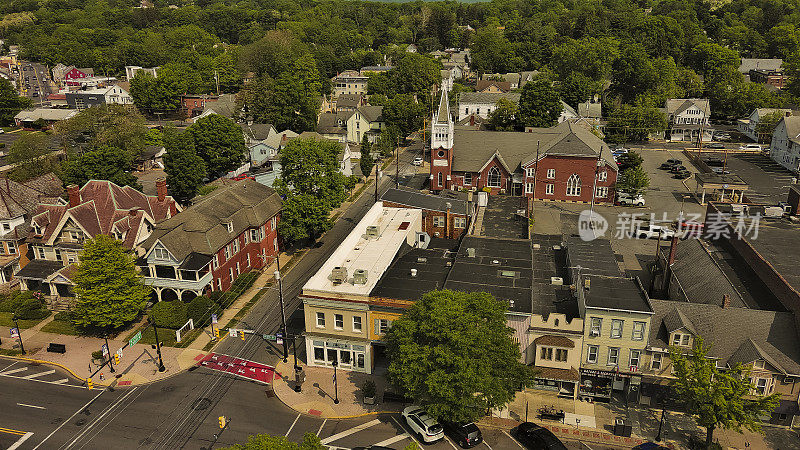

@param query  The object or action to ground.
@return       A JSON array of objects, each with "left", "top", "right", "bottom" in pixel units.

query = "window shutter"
[{"left": 374, "top": 319, "right": 380, "bottom": 334}]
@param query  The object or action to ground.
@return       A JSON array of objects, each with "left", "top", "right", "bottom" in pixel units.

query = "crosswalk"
[{"left": 0, "top": 362, "right": 77, "bottom": 386}]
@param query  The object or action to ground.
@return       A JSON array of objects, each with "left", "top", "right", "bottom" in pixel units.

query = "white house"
[
  {"left": 738, "top": 108, "right": 793, "bottom": 143},
  {"left": 770, "top": 116, "right": 800, "bottom": 173},
  {"left": 332, "top": 70, "right": 369, "bottom": 98},
  {"left": 664, "top": 98, "right": 713, "bottom": 142},
  {"left": 457, "top": 92, "right": 521, "bottom": 121}
]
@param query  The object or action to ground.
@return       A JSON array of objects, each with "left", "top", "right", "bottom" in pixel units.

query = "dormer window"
[
  {"left": 226, "top": 222, "right": 234, "bottom": 233},
  {"left": 33, "top": 224, "right": 42, "bottom": 236},
  {"left": 153, "top": 246, "right": 169, "bottom": 260},
  {"left": 671, "top": 332, "right": 691, "bottom": 347},
  {"left": 753, "top": 360, "right": 765, "bottom": 369}
]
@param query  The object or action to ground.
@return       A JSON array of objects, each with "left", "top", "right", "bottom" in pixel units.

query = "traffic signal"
[
  {"left": 240, "top": 331, "right": 245, "bottom": 341},
  {"left": 86, "top": 377, "right": 93, "bottom": 390},
  {"left": 114, "top": 353, "right": 120, "bottom": 365},
  {"left": 214, "top": 328, "right": 220, "bottom": 339},
  {"left": 218, "top": 416, "right": 226, "bottom": 429}
]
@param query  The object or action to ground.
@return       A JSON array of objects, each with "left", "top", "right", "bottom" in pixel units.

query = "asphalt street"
[{"left": 17, "top": 62, "right": 54, "bottom": 104}]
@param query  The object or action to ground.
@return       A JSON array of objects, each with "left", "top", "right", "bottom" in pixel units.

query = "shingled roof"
[
  {"left": 649, "top": 299, "right": 800, "bottom": 375},
  {"left": 141, "top": 180, "right": 281, "bottom": 262},
  {"left": 0, "top": 174, "right": 63, "bottom": 220}
]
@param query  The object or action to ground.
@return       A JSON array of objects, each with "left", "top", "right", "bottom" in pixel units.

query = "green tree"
[
  {"left": 386, "top": 290, "right": 534, "bottom": 423},
  {"left": 0, "top": 78, "right": 31, "bottom": 126},
  {"left": 470, "top": 25, "right": 516, "bottom": 74},
  {"left": 129, "top": 67, "right": 186, "bottom": 114},
  {"left": 6, "top": 132, "right": 58, "bottom": 182},
  {"left": 53, "top": 105, "right": 148, "bottom": 160},
  {"left": 62, "top": 146, "right": 141, "bottom": 189},
  {"left": 786, "top": 51, "right": 800, "bottom": 98},
  {"left": 755, "top": 111, "right": 786, "bottom": 143},
  {"left": 616, "top": 165, "right": 650, "bottom": 196},
  {"left": 187, "top": 114, "right": 244, "bottom": 177},
  {"left": 558, "top": 72, "right": 598, "bottom": 110},
  {"left": 383, "top": 94, "right": 426, "bottom": 138},
  {"left": 605, "top": 105, "right": 667, "bottom": 143},
  {"left": 617, "top": 150, "right": 644, "bottom": 172},
  {"left": 550, "top": 37, "right": 620, "bottom": 82},
  {"left": 275, "top": 138, "right": 350, "bottom": 243},
  {"left": 392, "top": 53, "right": 442, "bottom": 101},
  {"left": 164, "top": 129, "right": 207, "bottom": 204},
  {"left": 72, "top": 235, "right": 150, "bottom": 330},
  {"left": 517, "top": 80, "right": 562, "bottom": 129},
  {"left": 359, "top": 134, "right": 374, "bottom": 177},
  {"left": 670, "top": 337, "right": 780, "bottom": 447},
  {"left": 487, "top": 97, "right": 518, "bottom": 131},
  {"left": 219, "top": 432, "right": 325, "bottom": 450}
]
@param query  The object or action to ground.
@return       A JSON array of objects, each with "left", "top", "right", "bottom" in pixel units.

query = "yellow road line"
[{"left": 0, "top": 427, "right": 27, "bottom": 436}]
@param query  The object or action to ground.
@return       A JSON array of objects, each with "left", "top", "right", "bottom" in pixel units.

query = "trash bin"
[{"left": 613, "top": 418, "right": 632, "bottom": 437}]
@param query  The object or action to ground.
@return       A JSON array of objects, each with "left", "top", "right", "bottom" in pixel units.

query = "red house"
[
  {"left": 182, "top": 94, "right": 221, "bottom": 118},
  {"left": 139, "top": 179, "right": 282, "bottom": 301},
  {"left": 429, "top": 91, "right": 617, "bottom": 203},
  {"left": 64, "top": 67, "right": 94, "bottom": 86}
]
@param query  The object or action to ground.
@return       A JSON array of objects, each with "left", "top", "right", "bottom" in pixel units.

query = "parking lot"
[{"left": 699, "top": 152, "right": 797, "bottom": 205}]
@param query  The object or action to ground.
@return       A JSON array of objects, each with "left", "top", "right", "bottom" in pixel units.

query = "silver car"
[{"left": 402, "top": 406, "right": 444, "bottom": 443}]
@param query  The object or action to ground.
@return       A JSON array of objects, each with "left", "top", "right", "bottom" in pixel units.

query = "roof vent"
[
  {"left": 331, "top": 266, "right": 347, "bottom": 284},
  {"left": 410, "top": 268, "right": 418, "bottom": 277},
  {"left": 366, "top": 225, "right": 379, "bottom": 238},
  {"left": 551, "top": 277, "right": 564, "bottom": 285},
  {"left": 467, "top": 248, "right": 476, "bottom": 257},
  {"left": 417, "top": 257, "right": 427, "bottom": 263},
  {"left": 584, "top": 278, "right": 591, "bottom": 290},
  {"left": 532, "top": 243, "right": 541, "bottom": 250},
  {"left": 492, "top": 259, "right": 500, "bottom": 265},
  {"left": 353, "top": 269, "right": 368, "bottom": 285}
]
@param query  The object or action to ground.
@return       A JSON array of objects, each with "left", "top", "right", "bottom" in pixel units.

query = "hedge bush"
[
  {"left": 0, "top": 291, "right": 34, "bottom": 313},
  {"left": 149, "top": 301, "right": 188, "bottom": 329},
  {"left": 230, "top": 271, "right": 258, "bottom": 294},
  {"left": 187, "top": 296, "right": 218, "bottom": 326},
  {"left": 54, "top": 311, "right": 74, "bottom": 321},
  {"left": 15, "top": 297, "right": 50, "bottom": 320}
]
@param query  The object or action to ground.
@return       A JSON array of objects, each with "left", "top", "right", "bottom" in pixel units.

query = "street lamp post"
[
  {"left": 12, "top": 315, "right": 24, "bottom": 355},
  {"left": 275, "top": 254, "right": 288, "bottom": 363},
  {"left": 374, "top": 158, "right": 380, "bottom": 202},
  {"left": 292, "top": 336, "right": 302, "bottom": 393},
  {"left": 332, "top": 359, "right": 340, "bottom": 404},
  {"left": 104, "top": 335, "right": 115, "bottom": 373},
  {"left": 150, "top": 319, "right": 166, "bottom": 372},
  {"left": 656, "top": 407, "right": 666, "bottom": 441}
]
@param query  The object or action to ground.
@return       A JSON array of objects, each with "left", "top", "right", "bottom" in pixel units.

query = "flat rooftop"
[
  {"left": 381, "top": 188, "right": 469, "bottom": 215},
  {"left": 531, "top": 234, "right": 580, "bottom": 319},
  {"left": 370, "top": 238, "right": 459, "bottom": 301},
  {"left": 565, "top": 236, "right": 623, "bottom": 280},
  {"left": 303, "top": 203, "right": 423, "bottom": 298},
  {"left": 582, "top": 275, "right": 653, "bottom": 313},
  {"left": 444, "top": 236, "right": 533, "bottom": 314}
]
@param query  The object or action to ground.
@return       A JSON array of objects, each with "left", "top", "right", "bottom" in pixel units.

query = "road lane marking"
[
  {"left": 22, "top": 369, "right": 55, "bottom": 379},
  {"left": 320, "top": 419, "right": 381, "bottom": 444},
  {"left": 444, "top": 435, "right": 459, "bottom": 449},
  {"left": 61, "top": 387, "right": 141, "bottom": 449},
  {"left": 1, "top": 367, "right": 28, "bottom": 375},
  {"left": 0, "top": 361, "right": 18, "bottom": 372},
  {"left": 16, "top": 403, "right": 46, "bottom": 410},
  {"left": 53, "top": 378, "right": 69, "bottom": 384},
  {"left": 0, "top": 427, "right": 26, "bottom": 435},
  {"left": 7, "top": 432, "right": 33, "bottom": 450},
  {"left": 374, "top": 433, "right": 410, "bottom": 447},
  {"left": 285, "top": 413, "right": 301, "bottom": 437},
  {"left": 483, "top": 439, "right": 493, "bottom": 449},
  {"left": 32, "top": 389, "right": 106, "bottom": 450},
  {"left": 502, "top": 430, "right": 524, "bottom": 449},
  {"left": 316, "top": 419, "right": 327, "bottom": 437}
]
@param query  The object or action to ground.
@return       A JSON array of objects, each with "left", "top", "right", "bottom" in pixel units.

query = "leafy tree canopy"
[
  {"left": 0, "top": 78, "right": 31, "bottom": 125},
  {"left": 219, "top": 432, "right": 325, "bottom": 450},
  {"left": 487, "top": 97, "right": 518, "bottom": 131},
  {"left": 164, "top": 128, "right": 207, "bottom": 204},
  {"left": 7, "top": 132, "right": 58, "bottom": 182},
  {"left": 386, "top": 290, "right": 535, "bottom": 423},
  {"left": 186, "top": 114, "right": 245, "bottom": 177},
  {"left": 53, "top": 105, "right": 148, "bottom": 161},
  {"left": 62, "top": 146, "right": 141, "bottom": 190},
  {"left": 517, "top": 80, "right": 563, "bottom": 129}
]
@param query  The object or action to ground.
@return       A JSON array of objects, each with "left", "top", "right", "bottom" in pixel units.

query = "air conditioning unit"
[
  {"left": 551, "top": 277, "right": 564, "bottom": 285},
  {"left": 467, "top": 248, "right": 476, "bottom": 258},
  {"left": 532, "top": 243, "right": 541, "bottom": 250},
  {"left": 590, "top": 330, "right": 600, "bottom": 337},
  {"left": 366, "top": 225, "right": 379, "bottom": 238},
  {"left": 331, "top": 266, "right": 347, "bottom": 284},
  {"left": 353, "top": 269, "right": 368, "bottom": 285}
]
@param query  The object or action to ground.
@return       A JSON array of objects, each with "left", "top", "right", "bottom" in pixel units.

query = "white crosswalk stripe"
[
  {"left": 52, "top": 379, "right": 69, "bottom": 384},
  {"left": 320, "top": 419, "right": 381, "bottom": 445},
  {"left": 373, "top": 433, "right": 410, "bottom": 447},
  {"left": 0, "top": 367, "right": 28, "bottom": 375},
  {"left": 22, "top": 369, "right": 55, "bottom": 379}
]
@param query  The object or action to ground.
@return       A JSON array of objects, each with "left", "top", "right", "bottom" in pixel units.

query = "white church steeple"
[{"left": 431, "top": 89, "right": 454, "bottom": 150}]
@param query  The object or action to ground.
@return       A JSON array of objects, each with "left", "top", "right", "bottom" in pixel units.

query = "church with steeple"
[{"left": 429, "top": 89, "right": 454, "bottom": 192}]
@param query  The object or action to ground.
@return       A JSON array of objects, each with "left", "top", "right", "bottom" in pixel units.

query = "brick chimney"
[
  {"left": 445, "top": 202, "right": 452, "bottom": 238},
  {"left": 156, "top": 178, "right": 167, "bottom": 202},
  {"left": 128, "top": 208, "right": 138, "bottom": 217},
  {"left": 722, "top": 294, "right": 731, "bottom": 308},
  {"left": 667, "top": 236, "right": 679, "bottom": 265},
  {"left": 67, "top": 184, "right": 80, "bottom": 208}
]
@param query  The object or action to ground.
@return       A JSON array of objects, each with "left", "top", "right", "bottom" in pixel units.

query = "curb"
[{"left": 1, "top": 354, "right": 108, "bottom": 387}]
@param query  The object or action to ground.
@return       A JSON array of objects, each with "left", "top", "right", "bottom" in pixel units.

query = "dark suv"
[
  {"left": 442, "top": 421, "right": 483, "bottom": 448},
  {"left": 513, "top": 422, "right": 567, "bottom": 449}
]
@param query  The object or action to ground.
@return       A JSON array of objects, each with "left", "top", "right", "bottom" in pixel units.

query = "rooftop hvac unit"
[
  {"left": 551, "top": 277, "right": 564, "bottom": 286},
  {"left": 532, "top": 243, "right": 541, "bottom": 250},
  {"left": 467, "top": 248, "right": 476, "bottom": 258},
  {"left": 331, "top": 266, "right": 347, "bottom": 284},
  {"left": 366, "top": 225, "right": 379, "bottom": 238},
  {"left": 410, "top": 268, "right": 418, "bottom": 277},
  {"left": 353, "top": 269, "right": 368, "bottom": 285}
]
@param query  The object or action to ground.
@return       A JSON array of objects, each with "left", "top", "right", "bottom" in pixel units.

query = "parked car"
[
  {"left": 442, "top": 421, "right": 483, "bottom": 448},
  {"left": 402, "top": 406, "right": 444, "bottom": 443},
  {"left": 658, "top": 162, "right": 674, "bottom": 170},
  {"left": 711, "top": 167, "right": 731, "bottom": 175},
  {"left": 673, "top": 170, "right": 692, "bottom": 179},
  {"left": 703, "top": 157, "right": 724, "bottom": 166},
  {"left": 705, "top": 142, "right": 725, "bottom": 149},
  {"left": 412, "top": 156, "right": 423, "bottom": 166},
  {"left": 666, "top": 158, "right": 682, "bottom": 166},
  {"left": 513, "top": 423, "right": 567, "bottom": 450},
  {"left": 740, "top": 143, "right": 761, "bottom": 151},
  {"left": 633, "top": 443, "right": 671, "bottom": 450},
  {"left": 617, "top": 192, "right": 645, "bottom": 206},
  {"left": 714, "top": 132, "right": 731, "bottom": 141},
  {"left": 669, "top": 165, "right": 687, "bottom": 174},
  {"left": 635, "top": 224, "right": 676, "bottom": 240}
]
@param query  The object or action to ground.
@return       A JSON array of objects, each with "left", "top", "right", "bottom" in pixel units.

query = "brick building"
[
  {"left": 381, "top": 187, "right": 473, "bottom": 239},
  {"left": 139, "top": 179, "right": 281, "bottom": 301},
  {"left": 430, "top": 91, "right": 617, "bottom": 203}
]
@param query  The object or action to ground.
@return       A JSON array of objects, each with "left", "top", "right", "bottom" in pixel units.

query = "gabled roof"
[
  {"left": 649, "top": 299, "right": 800, "bottom": 375},
  {"left": 14, "top": 108, "right": 77, "bottom": 122},
  {"left": 665, "top": 98, "right": 710, "bottom": 117},
  {"left": 336, "top": 94, "right": 362, "bottom": 108},
  {"left": 481, "top": 73, "right": 521, "bottom": 84},
  {"left": 357, "top": 106, "right": 384, "bottom": 124},
  {"left": 29, "top": 180, "right": 179, "bottom": 249},
  {"left": 458, "top": 92, "right": 520, "bottom": 105},
  {"left": 662, "top": 308, "right": 697, "bottom": 335},
  {"left": 475, "top": 80, "right": 511, "bottom": 93},
  {"left": 0, "top": 174, "right": 63, "bottom": 220},
  {"left": 739, "top": 58, "right": 783, "bottom": 74},
  {"left": 240, "top": 123, "right": 275, "bottom": 141},
  {"left": 780, "top": 116, "right": 800, "bottom": 145},
  {"left": 141, "top": 180, "right": 281, "bottom": 262},
  {"left": 317, "top": 111, "right": 353, "bottom": 135}
]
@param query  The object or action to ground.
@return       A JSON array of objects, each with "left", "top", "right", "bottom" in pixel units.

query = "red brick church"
[{"left": 429, "top": 91, "right": 617, "bottom": 203}]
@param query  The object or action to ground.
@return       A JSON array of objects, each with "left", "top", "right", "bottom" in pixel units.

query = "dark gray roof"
[
  {"left": 179, "top": 253, "right": 212, "bottom": 271},
  {"left": 458, "top": 92, "right": 520, "bottom": 105},
  {"left": 240, "top": 123, "right": 274, "bottom": 141},
  {"left": 582, "top": 275, "right": 652, "bottom": 313},
  {"left": 381, "top": 188, "right": 469, "bottom": 215},
  {"left": 663, "top": 238, "right": 749, "bottom": 308},
  {"left": 14, "top": 259, "right": 64, "bottom": 280},
  {"left": 141, "top": 180, "right": 281, "bottom": 262},
  {"left": 336, "top": 94, "right": 362, "bottom": 108},
  {"left": 316, "top": 111, "right": 353, "bottom": 135},
  {"left": 370, "top": 239, "right": 459, "bottom": 301},
  {"left": 565, "top": 236, "right": 622, "bottom": 279},
  {"left": 445, "top": 236, "right": 533, "bottom": 314},
  {"left": 451, "top": 121, "right": 615, "bottom": 173},
  {"left": 358, "top": 106, "right": 384, "bottom": 123},
  {"left": 531, "top": 234, "right": 580, "bottom": 319},
  {"left": 649, "top": 299, "right": 800, "bottom": 374}
]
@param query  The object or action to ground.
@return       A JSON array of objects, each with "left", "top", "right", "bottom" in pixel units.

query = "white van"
[
  {"left": 617, "top": 192, "right": 645, "bottom": 206},
  {"left": 739, "top": 143, "right": 761, "bottom": 151}
]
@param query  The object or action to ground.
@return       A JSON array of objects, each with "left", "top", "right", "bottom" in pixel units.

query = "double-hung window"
[
  {"left": 316, "top": 312, "right": 325, "bottom": 328},
  {"left": 608, "top": 347, "right": 620, "bottom": 365},
  {"left": 590, "top": 317, "right": 602, "bottom": 336},
  {"left": 587, "top": 345, "right": 599, "bottom": 363},
  {"left": 610, "top": 319, "right": 623, "bottom": 338},
  {"left": 632, "top": 322, "right": 645, "bottom": 341},
  {"left": 629, "top": 350, "right": 641, "bottom": 368}
]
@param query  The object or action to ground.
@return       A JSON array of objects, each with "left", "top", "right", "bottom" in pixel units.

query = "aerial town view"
[{"left": 0, "top": 0, "right": 799, "bottom": 448}]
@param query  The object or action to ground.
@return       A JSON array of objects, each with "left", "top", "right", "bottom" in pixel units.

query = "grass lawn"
[
  {"left": 0, "top": 348, "right": 23, "bottom": 356},
  {"left": 0, "top": 311, "right": 50, "bottom": 329},
  {"left": 125, "top": 323, "right": 203, "bottom": 348},
  {"left": 39, "top": 319, "right": 82, "bottom": 335}
]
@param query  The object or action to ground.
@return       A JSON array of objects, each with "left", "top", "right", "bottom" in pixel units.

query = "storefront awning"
[{"left": 534, "top": 366, "right": 580, "bottom": 382}]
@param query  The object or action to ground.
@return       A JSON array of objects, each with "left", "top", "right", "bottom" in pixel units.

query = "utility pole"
[
  {"left": 12, "top": 315, "right": 24, "bottom": 355},
  {"left": 150, "top": 319, "right": 166, "bottom": 372},
  {"left": 655, "top": 407, "right": 666, "bottom": 441},
  {"left": 374, "top": 158, "right": 380, "bottom": 202},
  {"left": 395, "top": 137, "right": 400, "bottom": 189},
  {"left": 275, "top": 254, "right": 288, "bottom": 363},
  {"left": 214, "top": 70, "right": 220, "bottom": 96}
]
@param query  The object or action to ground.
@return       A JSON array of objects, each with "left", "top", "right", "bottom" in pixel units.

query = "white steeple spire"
[{"left": 431, "top": 89, "right": 453, "bottom": 150}]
